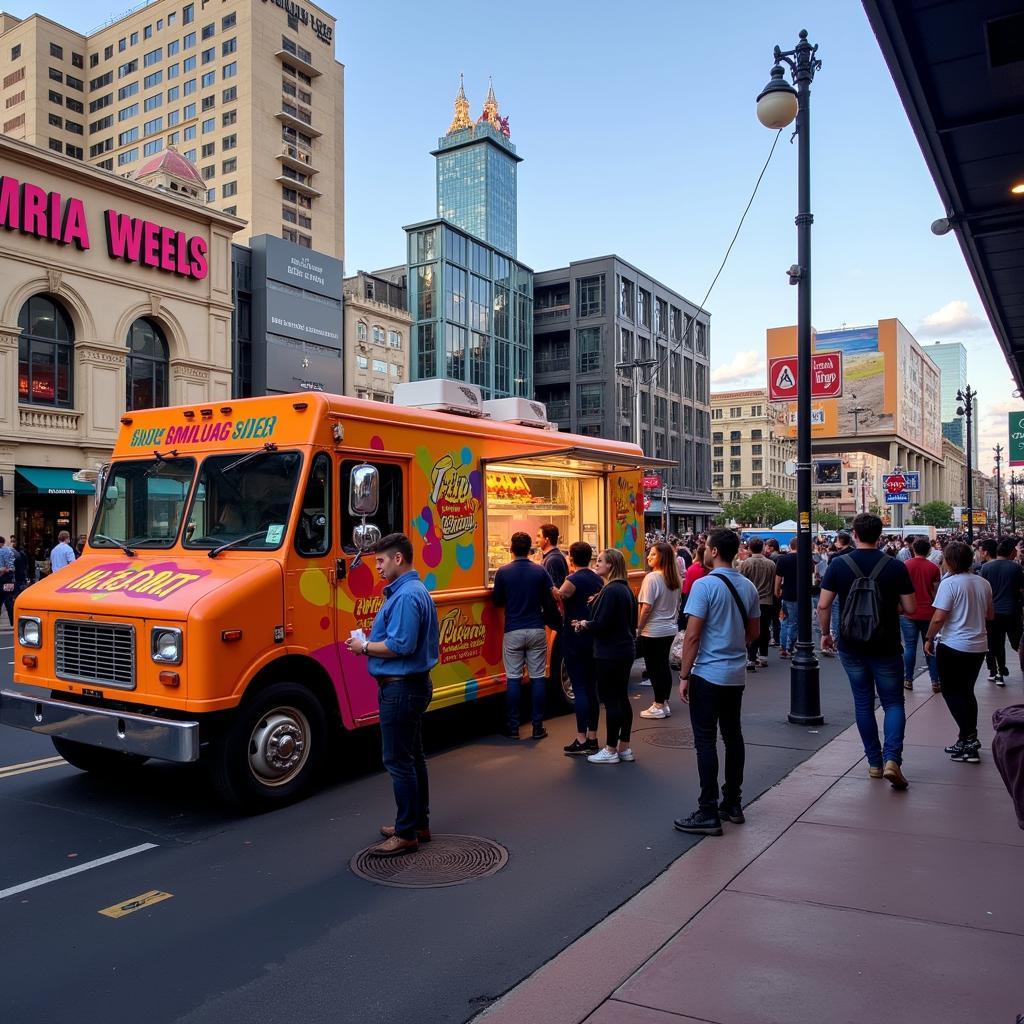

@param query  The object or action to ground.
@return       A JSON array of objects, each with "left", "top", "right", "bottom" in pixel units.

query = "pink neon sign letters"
[{"left": 0, "top": 173, "right": 209, "bottom": 281}]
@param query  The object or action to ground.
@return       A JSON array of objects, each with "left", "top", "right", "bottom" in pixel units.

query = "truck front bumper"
[{"left": 0, "top": 689, "right": 200, "bottom": 763}]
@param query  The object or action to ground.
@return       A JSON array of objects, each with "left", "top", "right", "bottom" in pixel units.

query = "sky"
[{"left": 17, "top": 0, "right": 1021, "bottom": 476}]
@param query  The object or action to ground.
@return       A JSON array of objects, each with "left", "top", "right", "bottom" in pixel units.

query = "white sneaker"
[
  {"left": 996, "top": 676, "right": 1006, "bottom": 687},
  {"left": 587, "top": 747, "right": 620, "bottom": 764},
  {"left": 664, "top": 701, "right": 671, "bottom": 717},
  {"left": 618, "top": 748, "right": 636, "bottom": 762},
  {"left": 757, "top": 656, "right": 768, "bottom": 667},
  {"left": 640, "top": 703, "right": 669, "bottom": 719}
]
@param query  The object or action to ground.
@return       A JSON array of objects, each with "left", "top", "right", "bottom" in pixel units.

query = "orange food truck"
[{"left": 1, "top": 382, "right": 661, "bottom": 808}]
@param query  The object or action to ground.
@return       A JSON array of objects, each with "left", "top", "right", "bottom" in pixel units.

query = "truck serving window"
[
  {"left": 91, "top": 457, "right": 197, "bottom": 549},
  {"left": 295, "top": 452, "right": 331, "bottom": 557},
  {"left": 184, "top": 450, "right": 302, "bottom": 550},
  {"left": 340, "top": 460, "right": 404, "bottom": 553}
]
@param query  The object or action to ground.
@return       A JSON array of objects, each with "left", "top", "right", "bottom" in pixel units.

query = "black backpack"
[{"left": 839, "top": 553, "right": 890, "bottom": 644}]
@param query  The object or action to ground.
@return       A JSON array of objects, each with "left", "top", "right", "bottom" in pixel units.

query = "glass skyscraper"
[
  {"left": 928, "top": 340, "right": 978, "bottom": 465},
  {"left": 406, "top": 219, "right": 533, "bottom": 400},
  {"left": 405, "top": 80, "right": 532, "bottom": 398},
  {"left": 431, "top": 79, "right": 521, "bottom": 258}
]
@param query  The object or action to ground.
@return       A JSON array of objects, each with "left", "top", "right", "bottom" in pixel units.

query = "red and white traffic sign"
[
  {"left": 768, "top": 352, "right": 843, "bottom": 401},
  {"left": 642, "top": 474, "right": 662, "bottom": 490},
  {"left": 885, "top": 473, "right": 906, "bottom": 495}
]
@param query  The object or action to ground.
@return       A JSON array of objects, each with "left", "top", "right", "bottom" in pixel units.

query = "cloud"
[
  {"left": 711, "top": 349, "right": 766, "bottom": 386},
  {"left": 918, "top": 300, "right": 988, "bottom": 336}
]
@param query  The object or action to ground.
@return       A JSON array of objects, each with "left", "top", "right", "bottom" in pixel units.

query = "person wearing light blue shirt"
[
  {"left": 674, "top": 529, "right": 760, "bottom": 838},
  {"left": 49, "top": 531, "right": 77, "bottom": 573},
  {"left": 345, "top": 532, "right": 439, "bottom": 857}
]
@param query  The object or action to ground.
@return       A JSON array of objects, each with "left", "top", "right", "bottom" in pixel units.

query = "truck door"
[{"left": 334, "top": 457, "right": 409, "bottom": 723}]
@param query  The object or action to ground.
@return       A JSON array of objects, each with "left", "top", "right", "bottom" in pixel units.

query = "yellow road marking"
[
  {"left": 98, "top": 890, "right": 173, "bottom": 919},
  {"left": 0, "top": 756, "right": 66, "bottom": 779}
]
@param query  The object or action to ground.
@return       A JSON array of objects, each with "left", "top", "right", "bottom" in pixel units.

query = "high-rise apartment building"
[
  {"left": 0, "top": 0, "right": 344, "bottom": 255},
  {"left": 406, "top": 82, "right": 532, "bottom": 399},
  {"left": 434, "top": 77, "right": 520, "bottom": 257},
  {"left": 534, "top": 256, "right": 718, "bottom": 532}
]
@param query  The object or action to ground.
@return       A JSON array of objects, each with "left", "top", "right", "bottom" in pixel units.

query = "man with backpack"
[{"left": 818, "top": 513, "right": 917, "bottom": 789}]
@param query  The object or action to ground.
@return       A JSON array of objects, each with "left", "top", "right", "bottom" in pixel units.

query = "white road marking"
[
  {"left": 0, "top": 843, "right": 158, "bottom": 901},
  {"left": 0, "top": 756, "right": 67, "bottom": 779}
]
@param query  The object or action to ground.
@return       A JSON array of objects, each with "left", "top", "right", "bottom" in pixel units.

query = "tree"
[
  {"left": 915, "top": 500, "right": 953, "bottom": 527},
  {"left": 812, "top": 506, "right": 847, "bottom": 530},
  {"left": 723, "top": 492, "right": 797, "bottom": 526}
]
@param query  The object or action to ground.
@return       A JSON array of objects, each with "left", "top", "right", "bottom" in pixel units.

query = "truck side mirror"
[{"left": 349, "top": 464, "right": 379, "bottom": 517}]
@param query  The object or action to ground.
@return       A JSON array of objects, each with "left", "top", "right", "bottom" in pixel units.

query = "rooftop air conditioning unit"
[
  {"left": 392, "top": 379, "right": 485, "bottom": 417},
  {"left": 482, "top": 397, "right": 555, "bottom": 429}
]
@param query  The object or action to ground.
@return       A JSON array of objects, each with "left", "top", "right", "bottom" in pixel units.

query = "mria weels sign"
[{"left": 0, "top": 174, "right": 209, "bottom": 281}]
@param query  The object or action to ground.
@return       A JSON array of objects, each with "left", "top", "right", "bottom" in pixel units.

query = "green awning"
[{"left": 16, "top": 468, "right": 95, "bottom": 496}]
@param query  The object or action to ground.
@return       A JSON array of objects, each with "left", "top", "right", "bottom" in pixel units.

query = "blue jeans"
[
  {"left": 780, "top": 599, "right": 798, "bottom": 652},
  {"left": 900, "top": 617, "right": 938, "bottom": 683},
  {"left": 506, "top": 674, "right": 547, "bottom": 732},
  {"left": 837, "top": 651, "right": 906, "bottom": 767},
  {"left": 564, "top": 643, "right": 599, "bottom": 734},
  {"left": 378, "top": 675, "right": 432, "bottom": 839}
]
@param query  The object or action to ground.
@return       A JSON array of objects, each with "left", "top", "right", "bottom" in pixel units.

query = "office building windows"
[
  {"left": 222, "top": 37, "right": 236, "bottom": 56},
  {"left": 144, "top": 48, "right": 162, "bottom": 67},
  {"left": 117, "top": 147, "right": 138, "bottom": 165},
  {"left": 576, "top": 275, "right": 605, "bottom": 318},
  {"left": 201, "top": 71, "right": 215, "bottom": 88},
  {"left": 222, "top": 86, "right": 236, "bottom": 102},
  {"left": 144, "top": 70, "right": 163, "bottom": 88},
  {"left": 222, "top": 61, "right": 236, "bottom": 79},
  {"left": 119, "top": 103, "right": 139, "bottom": 121},
  {"left": 201, "top": 141, "right": 215, "bottom": 157},
  {"left": 118, "top": 81, "right": 138, "bottom": 99},
  {"left": 144, "top": 93, "right": 162, "bottom": 111},
  {"left": 222, "top": 157, "right": 236, "bottom": 173},
  {"left": 143, "top": 139, "right": 163, "bottom": 156},
  {"left": 118, "top": 127, "right": 139, "bottom": 145},
  {"left": 118, "top": 59, "right": 137, "bottom": 78},
  {"left": 222, "top": 180, "right": 237, "bottom": 197},
  {"left": 144, "top": 117, "right": 162, "bottom": 136},
  {"left": 222, "top": 109, "right": 236, "bottom": 127}
]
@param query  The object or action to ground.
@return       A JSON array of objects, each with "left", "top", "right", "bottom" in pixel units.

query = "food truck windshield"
[{"left": 90, "top": 450, "right": 304, "bottom": 553}]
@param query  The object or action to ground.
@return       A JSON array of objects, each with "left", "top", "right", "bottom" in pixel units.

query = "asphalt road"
[{"left": 0, "top": 629, "right": 858, "bottom": 1024}]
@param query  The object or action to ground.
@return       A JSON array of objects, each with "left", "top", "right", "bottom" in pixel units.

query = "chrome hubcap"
[{"left": 248, "top": 707, "right": 310, "bottom": 786}]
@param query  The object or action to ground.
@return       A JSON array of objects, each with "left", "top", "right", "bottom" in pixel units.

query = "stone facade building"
[
  {"left": 0, "top": 137, "right": 240, "bottom": 552},
  {"left": 343, "top": 271, "right": 411, "bottom": 401}
]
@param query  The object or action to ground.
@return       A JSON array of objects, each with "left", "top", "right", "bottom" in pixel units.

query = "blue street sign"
[{"left": 885, "top": 492, "right": 910, "bottom": 504}]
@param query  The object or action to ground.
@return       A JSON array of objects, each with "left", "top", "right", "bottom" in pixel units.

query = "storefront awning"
[
  {"left": 482, "top": 446, "right": 677, "bottom": 475},
  {"left": 16, "top": 468, "right": 96, "bottom": 496}
]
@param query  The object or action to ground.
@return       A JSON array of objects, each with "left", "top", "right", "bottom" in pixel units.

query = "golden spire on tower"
[
  {"left": 478, "top": 76, "right": 500, "bottom": 129},
  {"left": 447, "top": 73, "right": 472, "bottom": 134}
]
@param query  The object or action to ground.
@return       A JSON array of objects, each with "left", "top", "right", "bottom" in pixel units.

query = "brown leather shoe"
[
  {"left": 379, "top": 825, "right": 431, "bottom": 843},
  {"left": 370, "top": 835, "right": 419, "bottom": 856},
  {"left": 883, "top": 760, "right": 909, "bottom": 790},
  {"left": 867, "top": 765, "right": 883, "bottom": 779}
]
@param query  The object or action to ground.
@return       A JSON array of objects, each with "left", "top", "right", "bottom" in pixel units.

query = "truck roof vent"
[
  {"left": 482, "top": 397, "right": 556, "bottom": 430},
  {"left": 392, "top": 378, "right": 485, "bottom": 417}
]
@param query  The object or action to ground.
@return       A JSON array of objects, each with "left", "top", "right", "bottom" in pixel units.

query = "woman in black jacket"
[{"left": 572, "top": 548, "right": 638, "bottom": 765}]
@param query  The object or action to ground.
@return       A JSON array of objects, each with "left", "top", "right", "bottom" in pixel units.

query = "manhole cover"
[
  {"left": 640, "top": 725, "right": 694, "bottom": 748},
  {"left": 350, "top": 834, "right": 509, "bottom": 889}
]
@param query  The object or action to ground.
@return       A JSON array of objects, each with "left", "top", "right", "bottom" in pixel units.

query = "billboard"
[
  {"left": 1009, "top": 411, "right": 1024, "bottom": 467},
  {"left": 766, "top": 319, "right": 942, "bottom": 459}
]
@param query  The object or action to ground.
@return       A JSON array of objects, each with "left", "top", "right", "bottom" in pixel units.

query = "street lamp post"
[
  {"left": 956, "top": 386, "right": 975, "bottom": 541},
  {"left": 1010, "top": 472, "right": 1022, "bottom": 535},
  {"left": 993, "top": 444, "right": 1003, "bottom": 538},
  {"left": 757, "top": 29, "right": 823, "bottom": 727}
]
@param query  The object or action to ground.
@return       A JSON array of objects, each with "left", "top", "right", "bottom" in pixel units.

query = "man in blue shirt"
[
  {"left": 346, "top": 533, "right": 439, "bottom": 857},
  {"left": 49, "top": 531, "right": 76, "bottom": 573},
  {"left": 674, "top": 528, "right": 760, "bottom": 837},
  {"left": 493, "top": 531, "right": 554, "bottom": 740}
]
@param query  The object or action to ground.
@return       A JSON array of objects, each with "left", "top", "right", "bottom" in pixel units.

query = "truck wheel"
[
  {"left": 207, "top": 682, "right": 326, "bottom": 811},
  {"left": 52, "top": 736, "right": 150, "bottom": 773}
]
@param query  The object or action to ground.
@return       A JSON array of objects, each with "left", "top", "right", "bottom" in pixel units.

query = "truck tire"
[
  {"left": 52, "top": 736, "right": 150, "bottom": 773},
  {"left": 547, "top": 639, "right": 576, "bottom": 713},
  {"left": 206, "top": 681, "right": 326, "bottom": 811}
]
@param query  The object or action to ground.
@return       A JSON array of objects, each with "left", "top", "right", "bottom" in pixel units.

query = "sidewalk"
[{"left": 479, "top": 674, "right": 1024, "bottom": 1024}]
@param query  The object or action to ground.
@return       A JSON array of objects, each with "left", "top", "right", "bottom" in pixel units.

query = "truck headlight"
[
  {"left": 151, "top": 627, "right": 183, "bottom": 665},
  {"left": 18, "top": 617, "right": 41, "bottom": 648}
]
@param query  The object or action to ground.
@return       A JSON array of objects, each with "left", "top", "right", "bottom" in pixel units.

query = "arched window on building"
[
  {"left": 356, "top": 321, "right": 367, "bottom": 342},
  {"left": 126, "top": 317, "right": 169, "bottom": 411},
  {"left": 372, "top": 325, "right": 385, "bottom": 345},
  {"left": 18, "top": 294, "right": 75, "bottom": 408}
]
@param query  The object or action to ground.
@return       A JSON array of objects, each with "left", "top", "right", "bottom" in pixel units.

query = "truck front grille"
[{"left": 55, "top": 620, "right": 136, "bottom": 690}]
